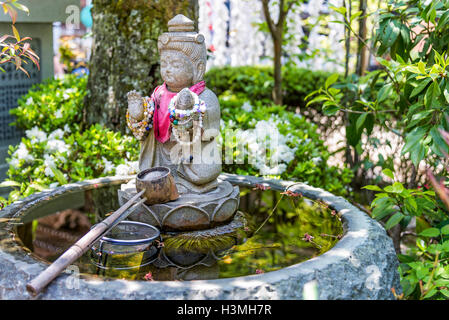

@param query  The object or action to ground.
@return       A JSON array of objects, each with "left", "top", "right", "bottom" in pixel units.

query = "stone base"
[
  {"left": 155, "top": 212, "right": 246, "bottom": 270},
  {"left": 118, "top": 179, "right": 240, "bottom": 232}
]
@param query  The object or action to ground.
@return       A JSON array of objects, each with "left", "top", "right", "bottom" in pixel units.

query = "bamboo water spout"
[{"left": 26, "top": 189, "right": 146, "bottom": 296}]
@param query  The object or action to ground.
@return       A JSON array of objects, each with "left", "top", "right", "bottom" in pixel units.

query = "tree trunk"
[
  {"left": 273, "top": 34, "right": 283, "bottom": 106},
  {"left": 388, "top": 224, "right": 402, "bottom": 255},
  {"left": 84, "top": 0, "right": 198, "bottom": 133},
  {"left": 355, "top": 0, "right": 368, "bottom": 76}
]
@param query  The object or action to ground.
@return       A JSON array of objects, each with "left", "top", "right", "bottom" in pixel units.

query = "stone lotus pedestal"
[{"left": 117, "top": 179, "right": 240, "bottom": 232}]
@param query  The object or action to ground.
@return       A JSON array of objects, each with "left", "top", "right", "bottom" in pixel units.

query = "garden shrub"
[
  {"left": 205, "top": 65, "right": 335, "bottom": 108},
  {"left": 10, "top": 75, "right": 87, "bottom": 132},
  {"left": 1, "top": 75, "right": 140, "bottom": 207}
]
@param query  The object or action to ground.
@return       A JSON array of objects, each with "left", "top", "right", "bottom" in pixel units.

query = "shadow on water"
[{"left": 15, "top": 186, "right": 343, "bottom": 282}]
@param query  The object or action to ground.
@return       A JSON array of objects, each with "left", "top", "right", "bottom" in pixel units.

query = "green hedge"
[{"left": 205, "top": 66, "right": 334, "bottom": 107}]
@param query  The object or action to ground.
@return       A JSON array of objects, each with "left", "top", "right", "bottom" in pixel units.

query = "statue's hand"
[{"left": 127, "top": 90, "right": 144, "bottom": 120}]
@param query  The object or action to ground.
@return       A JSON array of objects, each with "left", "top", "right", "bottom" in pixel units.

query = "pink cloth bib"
[{"left": 152, "top": 81, "right": 206, "bottom": 143}]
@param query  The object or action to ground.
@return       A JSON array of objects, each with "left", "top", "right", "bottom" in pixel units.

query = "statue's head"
[{"left": 158, "top": 15, "right": 207, "bottom": 90}]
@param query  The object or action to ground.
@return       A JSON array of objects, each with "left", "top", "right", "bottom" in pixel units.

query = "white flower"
[
  {"left": 44, "top": 154, "right": 56, "bottom": 177},
  {"left": 55, "top": 109, "right": 63, "bottom": 119},
  {"left": 13, "top": 142, "right": 34, "bottom": 162},
  {"left": 56, "top": 154, "right": 67, "bottom": 163},
  {"left": 248, "top": 118, "right": 257, "bottom": 127},
  {"left": 63, "top": 93, "right": 70, "bottom": 100},
  {"left": 44, "top": 154, "right": 55, "bottom": 166},
  {"left": 242, "top": 101, "right": 253, "bottom": 112},
  {"left": 63, "top": 124, "right": 71, "bottom": 133},
  {"left": 48, "top": 129, "right": 65, "bottom": 140},
  {"left": 9, "top": 158, "right": 20, "bottom": 168},
  {"left": 102, "top": 157, "right": 114, "bottom": 175},
  {"left": 26, "top": 127, "right": 47, "bottom": 144},
  {"left": 26, "top": 97, "right": 33, "bottom": 105},
  {"left": 312, "top": 157, "right": 322, "bottom": 164},
  {"left": 116, "top": 164, "right": 131, "bottom": 176},
  {"left": 259, "top": 163, "right": 287, "bottom": 175},
  {"left": 46, "top": 139, "right": 70, "bottom": 154},
  {"left": 127, "top": 161, "right": 139, "bottom": 174},
  {"left": 65, "top": 88, "right": 76, "bottom": 94},
  {"left": 44, "top": 167, "right": 54, "bottom": 177},
  {"left": 49, "top": 182, "right": 59, "bottom": 189}
]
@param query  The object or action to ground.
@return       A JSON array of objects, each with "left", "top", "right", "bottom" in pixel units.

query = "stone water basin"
[{"left": 0, "top": 174, "right": 401, "bottom": 299}]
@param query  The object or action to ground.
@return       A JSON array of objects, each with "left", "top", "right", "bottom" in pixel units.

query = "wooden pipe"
[{"left": 26, "top": 189, "right": 146, "bottom": 296}]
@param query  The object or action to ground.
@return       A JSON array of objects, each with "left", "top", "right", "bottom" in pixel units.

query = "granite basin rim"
[{"left": 0, "top": 174, "right": 401, "bottom": 300}]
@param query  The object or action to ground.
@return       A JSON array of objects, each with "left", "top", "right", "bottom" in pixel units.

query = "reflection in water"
[{"left": 15, "top": 187, "right": 343, "bottom": 281}]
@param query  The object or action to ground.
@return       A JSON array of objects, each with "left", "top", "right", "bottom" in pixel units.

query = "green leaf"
[
  {"left": 306, "top": 95, "right": 328, "bottom": 107},
  {"left": 419, "top": 228, "right": 440, "bottom": 237},
  {"left": 382, "top": 168, "right": 395, "bottom": 180},
  {"left": 372, "top": 207, "right": 397, "bottom": 220},
  {"left": 50, "top": 166, "right": 68, "bottom": 186},
  {"left": 424, "top": 81, "right": 440, "bottom": 108},
  {"left": 441, "top": 225, "right": 449, "bottom": 235},
  {"left": 444, "top": 80, "right": 449, "bottom": 104},
  {"left": 329, "top": 5, "right": 346, "bottom": 16},
  {"left": 416, "top": 238, "right": 427, "bottom": 251},
  {"left": 382, "top": 19, "right": 401, "bottom": 48},
  {"left": 402, "top": 127, "right": 427, "bottom": 164},
  {"left": 405, "top": 197, "right": 418, "bottom": 212},
  {"left": 410, "top": 142, "right": 426, "bottom": 167},
  {"left": 440, "top": 289, "right": 449, "bottom": 298},
  {"left": 350, "top": 11, "right": 362, "bottom": 22},
  {"left": 385, "top": 212, "right": 404, "bottom": 230},
  {"left": 322, "top": 103, "right": 340, "bottom": 116},
  {"left": 0, "top": 180, "right": 21, "bottom": 188},
  {"left": 377, "top": 83, "right": 393, "bottom": 103},
  {"left": 29, "top": 183, "right": 45, "bottom": 192},
  {"left": 356, "top": 112, "right": 368, "bottom": 131},
  {"left": 384, "top": 182, "right": 404, "bottom": 194},
  {"left": 418, "top": 61, "right": 426, "bottom": 74},
  {"left": 430, "top": 126, "right": 449, "bottom": 157},
  {"left": 363, "top": 185, "right": 383, "bottom": 192},
  {"left": 325, "top": 74, "right": 339, "bottom": 89},
  {"left": 437, "top": 10, "right": 449, "bottom": 32},
  {"left": 410, "top": 78, "right": 432, "bottom": 99}
]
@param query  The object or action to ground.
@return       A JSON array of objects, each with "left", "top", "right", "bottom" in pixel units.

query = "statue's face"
[{"left": 160, "top": 50, "right": 194, "bottom": 90}]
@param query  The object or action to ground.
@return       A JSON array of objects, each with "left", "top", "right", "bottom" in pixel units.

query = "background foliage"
[
  {"left": 304, "top": 0, "right": 449, "bottom": 300},
  {"left": 0, "top": 69, "right": 352, "bottom": 209}
]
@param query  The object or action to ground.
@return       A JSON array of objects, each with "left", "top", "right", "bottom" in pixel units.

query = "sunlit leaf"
[{"left": 419, "top": 228, "right": 440, "bottom": 237}]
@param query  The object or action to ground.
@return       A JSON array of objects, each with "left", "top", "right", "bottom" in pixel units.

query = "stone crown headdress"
[{"left": 158, "top": 15, "right": 207, "bottom": 80}]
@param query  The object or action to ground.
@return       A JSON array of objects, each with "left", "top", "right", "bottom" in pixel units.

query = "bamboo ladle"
[{"left": 26, "top": 189, "right": 146, "bottom": 296}]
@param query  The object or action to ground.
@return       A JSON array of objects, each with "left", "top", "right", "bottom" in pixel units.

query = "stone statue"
[{"left": 119, "top": 15, "right": 240, "bottom": 232}]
